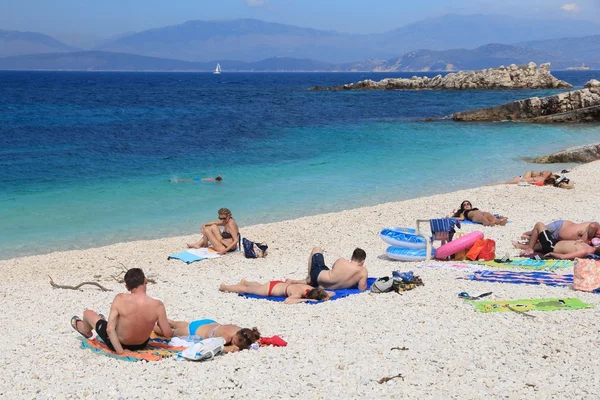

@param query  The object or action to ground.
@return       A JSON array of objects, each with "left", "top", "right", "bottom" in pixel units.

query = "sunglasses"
[{"left": 218, "top": 216, "right": 228, "bottom": 220}]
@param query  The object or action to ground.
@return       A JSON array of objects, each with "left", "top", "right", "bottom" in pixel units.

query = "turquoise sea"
[{"left": 1, "top": 71, "right": 599, "bottom": 259}]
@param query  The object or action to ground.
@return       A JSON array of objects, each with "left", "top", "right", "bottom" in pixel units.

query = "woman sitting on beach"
[
  {"left": 219, "top": 279, "right": 333, "bottom": 304},
  {"left": 187, "top": 207, "right": 239, "bottom": 254},
  {"left": 448, "top": 200, "right": 507, "bottom": 226},
  {"left": 153, "top": 319, "right": 260, "bottom": 353}
]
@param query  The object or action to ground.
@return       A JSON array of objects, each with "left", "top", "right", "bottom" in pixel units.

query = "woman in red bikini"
[{"left": 219, "top": 279, "right": 333, "bottom": 304}]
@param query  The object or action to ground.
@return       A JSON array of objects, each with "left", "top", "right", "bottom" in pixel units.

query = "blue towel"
[
  {"left": 430, "top": 218, "right": 460, "bottom": 241},
  {"left": 239, "top": 278, "right": 376, "bottom": 303}
]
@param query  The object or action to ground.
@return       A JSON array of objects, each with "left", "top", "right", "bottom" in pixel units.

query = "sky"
[{"left": 1, "top": 0, "right": 599, "bottom": 37}]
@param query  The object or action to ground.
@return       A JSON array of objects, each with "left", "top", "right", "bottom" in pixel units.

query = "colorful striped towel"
[
  {"left": 80, "top": 337, "right": 186, "bottom": 362},
  {"left": 468, "top": 257, "right": 573, "bottom": 271},
  {"left": 469, "top": 298, "right": 593, "bottom": 313},
  {"left": 430, "top": 218, "right": 460, "bottom": 241},
  {"left": 466, "top": 270, "right": 573, "bottom": 287},
  {"left": 239, "top": 278, "right": 376, "bottom": 303}
]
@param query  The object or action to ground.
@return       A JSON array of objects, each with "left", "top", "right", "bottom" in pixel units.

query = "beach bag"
[
  {"left": 573, "top": 258, "right": 600, "bottom": 292},
  {"left": 391, "top": 270, "right": 424, "bottom": 293},
  {"left": 466, "top": 238, "right": 495, "bottom": 261},
  {"left": 466, "top": 238, "right": 485, "bottom": 261},
  {"left": 371, "top": 276, "right": 394, "bottom": 293},
  {"left": 242, "top": 238, "right": 268, "bottom": 258},
  {"left": 180, "top": 337, "right": 225, "bottom": 361},
  {"left": 478, "top": 239, "right": 496, "bottom": 261},
  {"left": 453, "top": 232, "right": 467, "bottom": 261}
]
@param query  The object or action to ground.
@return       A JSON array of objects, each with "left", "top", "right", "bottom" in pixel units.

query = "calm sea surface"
[{"left": 1, "top": 70, "right": 599, "bottom": 259}]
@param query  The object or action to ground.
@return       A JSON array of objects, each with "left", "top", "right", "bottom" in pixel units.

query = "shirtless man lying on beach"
[
  {"left": 286, "top": 247, "right": 368, "bottom": 290},
  {"left": 70, "top": 268, "right": 172, "bottom": 354},
  {"left": 513, "top": 220, "right": 600, "bottom": 255}
]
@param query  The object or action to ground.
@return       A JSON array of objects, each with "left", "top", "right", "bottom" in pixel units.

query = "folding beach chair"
[{"left": 415, "top": 218, "right": 461, "bottom": 261}]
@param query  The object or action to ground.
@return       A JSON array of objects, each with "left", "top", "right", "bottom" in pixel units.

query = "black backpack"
[{"left": 242, "top": 238, "right": 268, "bottom": 258}]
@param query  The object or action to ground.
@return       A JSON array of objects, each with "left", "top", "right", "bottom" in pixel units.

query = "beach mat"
[
  {"left": 168, "top": 248, "right": 221, "bottom": 264},
  {"left": 469, "top": 257, "right": 573, "bottom": 271},
  {"left": 239, "top": 278, "right": 376, "bottom": 303},
  {"left": 466, "top": 270, "right": 573, "bottom": 287},
  {"left": 469, "top": 297, "right": 593, "bottom": 313},
  {"left": 80, "top": 337, "right": 185, "bottom": 362}
]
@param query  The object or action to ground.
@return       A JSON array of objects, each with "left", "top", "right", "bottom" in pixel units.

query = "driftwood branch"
[
  {"left": 377, "top": 373, "right": 405, "bottom": 384},
  {"left": 49, "top": 276, "right": 111, "bottom": 291}
]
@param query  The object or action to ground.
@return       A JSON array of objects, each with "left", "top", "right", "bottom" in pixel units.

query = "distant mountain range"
[
  {"left": 0, "top": 29, "right": 77, "bottom": 57},
  {"left": 1, "top": 15, "right": 600, "bottom": 71}
]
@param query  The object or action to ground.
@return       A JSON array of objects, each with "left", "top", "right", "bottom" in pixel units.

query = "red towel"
[{"left": 259, "top": 335, "right": 287, "bottom": 347}]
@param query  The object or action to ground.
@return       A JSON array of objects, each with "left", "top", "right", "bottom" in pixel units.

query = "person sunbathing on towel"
[
  {"left": 187, "top": 207, "right": 239, "bottom": 255},
  {"left": 539, "top": 236, "right": 600, "bottom": 260},
  {"left": 153, "top": 319, "right": 260, "bottom": 353},
  {"left": 514, "top": 221, "right": 600, "bottom": 255},
  {"left": 286, "top": 247, "right": 368, "bottom": 290},
  {"left": 219, "top": 279, "right": 333, "bottom": 304},
  {"left": 70, "top": 268, "right": 172, "bottom": 354},
  {"left": 448, "top": 200, "right": 507, "bottom": 226}
]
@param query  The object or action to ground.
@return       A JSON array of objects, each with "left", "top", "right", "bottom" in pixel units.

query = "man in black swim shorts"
[{"left": 287, "top": 246, "right": 369, "bottom": 290}]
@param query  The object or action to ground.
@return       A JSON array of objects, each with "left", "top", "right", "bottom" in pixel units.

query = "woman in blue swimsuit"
[{"left": 153, "top": 319, "right": 260, "bottom": 353}]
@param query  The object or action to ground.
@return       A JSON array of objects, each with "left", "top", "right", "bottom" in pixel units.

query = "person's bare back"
[
  {"left": 292, "top": 247, "right": 368, "bottom": 290},
  {"left": 110, "top": 292, "right": 167, "bottom": 346},
  {"left": 557, "top": 221, "right": 597, "bottom": 242},
  {"left": 318, "top": 257, "right": 368, "bottom": 290}
]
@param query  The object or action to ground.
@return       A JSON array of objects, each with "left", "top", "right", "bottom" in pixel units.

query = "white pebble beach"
[{"left": 2, "top": 161, "right": 600, "bottom": 399}]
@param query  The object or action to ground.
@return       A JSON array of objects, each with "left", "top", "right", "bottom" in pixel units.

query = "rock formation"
[
  {"left": 452, "top": 80, "right": 600, "bottom": 122},
  {"left": 533, "top": 143, "right": 600, "bottom": 164},
  {"left": 311, "top": 63, "right": 572, "bottom": 91}
]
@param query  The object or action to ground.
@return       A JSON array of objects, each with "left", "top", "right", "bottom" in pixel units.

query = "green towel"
[
  {"left": 470, "top": 298, "right": 594, "bottom": 313},
  {"left": 469, "top": 257, "right": 573, "bottom": 271}
]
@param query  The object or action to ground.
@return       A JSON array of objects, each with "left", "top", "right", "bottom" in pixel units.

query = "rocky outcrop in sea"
[
  {"left": 311, "top": 62, "right": 572, "bottom": 91},
  {"left": 452, "top": 80, "right": 600, "bottom": 122},
  {"left": 533, "top": 143, "right": 600, "bottom": 164}
]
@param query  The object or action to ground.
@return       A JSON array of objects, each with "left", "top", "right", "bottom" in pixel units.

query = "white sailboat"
[{"left": 213, "top": 63, "right": 222, "bottom": 74}]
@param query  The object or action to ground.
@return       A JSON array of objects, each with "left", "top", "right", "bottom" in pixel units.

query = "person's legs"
[
  {"left": 202, "top": 225, "right": 227, "bottom": 252},
  {"left": 471, "top": 211, "right": 493, "bottom": 226},
  {"left": 306, "top": 247, "right": 324, "bottom": 283},
  {"left": 79, "top": 309, "right": 102, "bottom": 337},
  {"left": 187, "top": 231, "right": 209, "bottom": 249},
  {"left": 219, "top": 280, "right": 268, "bottom": 295}
]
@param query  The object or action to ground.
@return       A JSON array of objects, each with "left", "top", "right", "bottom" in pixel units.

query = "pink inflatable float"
[{"left": 435, "top": 231, "right": 484, "bottom": 260}]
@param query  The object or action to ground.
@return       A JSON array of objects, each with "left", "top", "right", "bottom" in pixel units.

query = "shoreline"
[
  {"left": 0, "top": 160, "right": 594, "bottom": 263},
  {"left": 2, "top": 161, "right": 600, "bottom": 398}
]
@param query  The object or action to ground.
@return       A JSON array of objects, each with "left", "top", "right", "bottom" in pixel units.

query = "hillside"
[
  {"left": 517, "top": 35, "right": 600, "bottom": 66},
  {"left": 0, "top": 29, "right": 77, "bottom": 57}
]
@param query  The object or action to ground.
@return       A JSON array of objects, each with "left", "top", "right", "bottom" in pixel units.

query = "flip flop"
[{"left": 70, "top": 316, "right": 92, "bottom": 339}]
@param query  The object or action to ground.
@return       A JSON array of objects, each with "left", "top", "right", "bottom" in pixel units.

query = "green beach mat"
[
  {"left": 468, "top": 257, "right": 573, "bottom": 271},
  {"left": 470, "top": 298, "right": 593, "bottom": 313}
]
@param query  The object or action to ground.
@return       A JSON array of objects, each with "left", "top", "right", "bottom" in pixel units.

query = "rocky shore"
[
  {"left": 533, "top": 143, "right": 600, "bottom": 164},
  {"left": 311, "top": 62, "right": 572, "bottom": 91},
  {"left": 452, "top": 79, "right": 600, "bottom": 122}
]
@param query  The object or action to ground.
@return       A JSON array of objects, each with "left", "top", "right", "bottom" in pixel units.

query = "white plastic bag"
[{"left": 180, "top": 337, "right": 226, "bottom": 361}]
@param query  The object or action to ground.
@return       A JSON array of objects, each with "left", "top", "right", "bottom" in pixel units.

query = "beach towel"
[
  {"left": 469, "top": 257, "right": 573, "bottom": 271},
  {"left": 239, "top": 278, "right": 376, "bottom": 303},
  {"left": 168, "top": 248, "right": 221, "bottom": 264},
  {"left": 430, "top": 218, "right": 460, "bottom": 241},
  {"left": 80, "top": 337, "right": 186, "bottom": 362},
  {"left": 466, "top": 270, "right": 573, "bottom": 287},
  {"left": 469, "top": 298, "right": 593, "bottom": 313}
]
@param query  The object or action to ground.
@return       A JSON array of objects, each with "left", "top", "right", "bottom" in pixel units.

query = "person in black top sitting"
[{"left": 187, "top": 207, "right": 239, "bottom": 254}]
